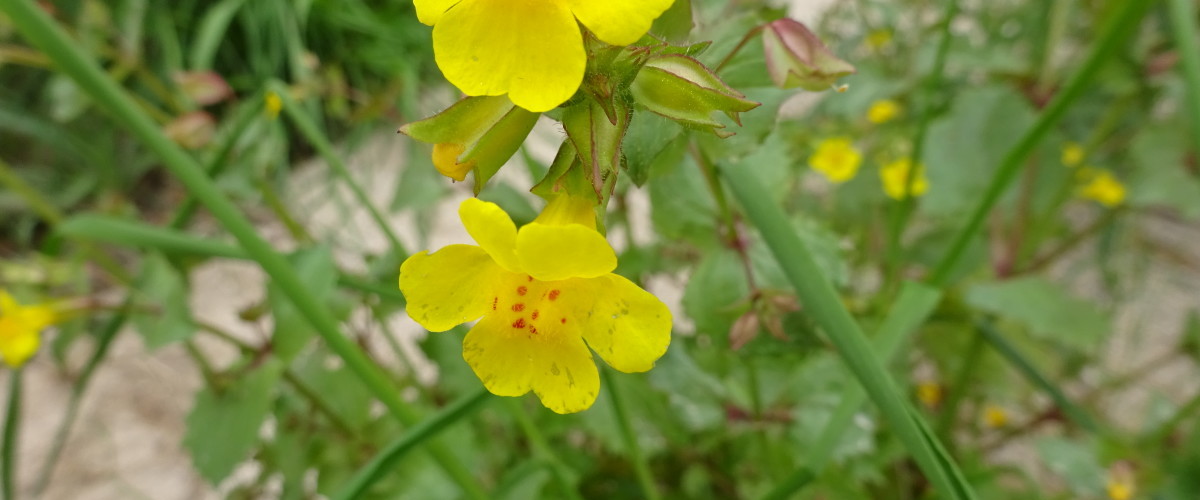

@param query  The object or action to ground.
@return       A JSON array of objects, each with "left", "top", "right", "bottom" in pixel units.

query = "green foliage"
[
  {"left": 966, "top": 277, "right": 1110, "bottom": 350},
  {"left": 184, "top": 360, "right": 284, "bottom": 484}
]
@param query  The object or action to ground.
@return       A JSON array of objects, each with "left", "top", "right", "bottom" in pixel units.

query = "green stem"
[
  {"left": 1167, "top": 0, "right": 1200, "bottom": 156},
  {"left": 884, "top": 0, "right": 959, "bottom": 290},
  {"left": 928, "top": 0, "right": 1154, "bottom": 286},
  {"left": 974, "top": 319, "right": 1100, "bottom": 433},
  {"left": 268, "top": 80, "right": 408, "bottom": 257},
  {"left": 0, "top": 157, "right": 64, "bottom": 224},
  {"left": 2, "top": 369, "right": 22, "bottom": 500},
  {"left": 504, "top": 399, "right": 583, "bottom": 500},
  {"left": 0, "top": 2, "right": 484, "bottom": 497},
  {"left": 935, "top": 330, "right": 985, "bottom": 448},
  {"left": 720, "top": 164, "right": 972, "bottom": 499},
  {"left": 331, "top": 388, "right": 490, "bottom": 500},
  {"left": 604, "top": 370, "right": 660, "bottom": 500}
]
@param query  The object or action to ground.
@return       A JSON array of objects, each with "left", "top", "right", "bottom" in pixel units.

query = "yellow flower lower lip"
[
  {"left": 0, "top": 290, "right": 57, "bottom": 368},
  {"left": 398, "top": 197, "right": 672, "bottom": 413},
  {"left": 415, "top": 0, "right": 675, "bottom": 112}
]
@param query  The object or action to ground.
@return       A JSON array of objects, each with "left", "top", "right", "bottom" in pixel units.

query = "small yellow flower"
[
  {"left": 809, "top": 137, "right": 862, "bottom": 183},
  {"left": 0, "top": 290, "right": 57, "bottom": 368},
  {"left": 399, "top": 195, "right": 672, "bottom": 413},
  {"left": 1076, "top": 168, "right": 1126, "bottom": 207},
  {"left": 264, "top": 92, "right": 283, "bottom": 120},
  {"left": 880, "top": 158, "right": 929, "bottom": 200},
  {"left": 867, "top": 99, "right": 901, "bottom": 124},
  {"left": 1106, "top": 462, "right": 1136, "bottom": 500},
  {"left": 414, "top": 0, "right": 675, "bottom": 112},
  {"left": 865, "top": 29, "right": 893, "bottom": 50},
  {"left": 916, "top": 381, "right": 942, "bottom": 408},
  {"left": 982, "top": 404, "right": 1008, "bottom": 428},
  {"left": 1061, "top": 142, "right": 1085, "bottom": 168}
]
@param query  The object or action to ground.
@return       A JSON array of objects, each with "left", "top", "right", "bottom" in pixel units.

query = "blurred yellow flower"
[
  {"left": 0, "top": 290, "right": 57, "bottom": 368},
  {"left": 982, "top": 404, "right": 1008, "bottom": 428},
  {"left": 867, "top": 99, "right": 901, "bottom": 124},
  {"left": 399, "top": 195, "right": 672, "bottom": 414},
  {"left": 916, "top": 381, "right": 942, "bottom": 408},
  {"left": 866, "top": 29, "right": 893, "bottom": 50},
  {"left": 1061, "top": 142, "right": 1085, "bottom": 168},
  {"left": 1106, "top": 462, "right": 1136, "bottom": 500},
  {"left": 880, "top": 158, "right": 929, "bottom": 200},
  {"left": 414, "top": 0, "right": 674, "bottom": 112},
  {"left": 265, "top": 92, "right": 283, "bottom": 120},
  {"left": 1076, "top": 168, "right": 1126, "bottom": 207},
  {"left": 809, "top": 137, "right": 862, "bottom": 183}
]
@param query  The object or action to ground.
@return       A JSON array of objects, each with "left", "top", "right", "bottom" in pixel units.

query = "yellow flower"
[
  {"left": 1076, "top": 168, "right": 1126, "bottom": 207},
  {"left": 399, "top": 195, "right": 672, "bottom": 413},
  {"left": 880, "top": 158, "right": 929, "bottom": 200},
  {"left": 982, "top": 404, "right": 1008, "bottom": 428},
  {"left": 809, "top": 137, "right": 862, "bottom": 183},
  {"left": 1106, "top": 462, "right": 1136, "bottom": 500},
  {"left": 916, "top": 381, "right": 942, "bottom": 408},
  {"left": 414, "top": 0, "right": 675, "bottom": 112},
  {"left": 0, "top": 290, "right": 57, "bottom": 368},
  {"left": 264, "top": 91, "right": 283, "bottom": 120},
  {"left": 865, "top": 29, "right": 893, "bottom": 50},
  {"left": 1061, "top": 141, "right": 1085, "bottom": 168},
  {"left": 867, "top": 99, "right": 901, "bottom": 124}
]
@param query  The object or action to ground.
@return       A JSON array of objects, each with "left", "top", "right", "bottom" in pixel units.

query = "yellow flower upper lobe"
[
  {"left": 0, "top": 290, "right": 56, "bottom": 368},
  {"left": 880, "top": 158, "right": 929, "bottom": 200},
  {"left": 414, "top": 0, "right": 675, "bottom": 112},
  {"left": 867, "top": 99, "right": 901, "bottom": 124},
  {"left": 398, "top": 196, "right": 672, "bottom": 413},
  {"left": 809, "top": 137, "right": 862, "bottom": 183}
]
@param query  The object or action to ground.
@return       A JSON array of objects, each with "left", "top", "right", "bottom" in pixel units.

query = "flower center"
[{"left": 491, "top": 274, "right": 569, "bottom": 338}]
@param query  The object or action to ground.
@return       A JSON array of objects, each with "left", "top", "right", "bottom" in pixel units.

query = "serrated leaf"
[
  {"left": 682, "top": 249, "right": 751, "bottom": 335},
  {"left": 184, "top": 360, "right": 284, "bottom": 484},
  {"left": 270, "top": 246, "right": 338, "bottom": 362},
  {"left": 623, "top": 112, "right": 682, "bottom": 186},
  {"left": 966, "top": 277, "right": 1110, "bottom": 350},
  {"left": 133, "top": 253, "right": 194, "bottom": 349}
]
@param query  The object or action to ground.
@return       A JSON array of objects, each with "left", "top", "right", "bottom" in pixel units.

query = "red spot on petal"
[
  {"left": 560, "top": 318, "right": 567, "bottom": 324},
  {"left": 531, "top": 310, "right": 539, "bottom": 320},
  {"left": 517, "top": 286, "right": 528, "bottom": 296},
  {"left": 512, "top": 318, "right": 526, "bottom": 329},
  {"left": 512, "top": 303, "right": 525, "bottom": 312},
  {"left": 527, "top": 275, "right": 534, "bottom": 282},
  {"left": 530, "top": 326, "right": 538, "bottom": 335},
  {"left": 548, "top": 290, "right": 560, "bottom": 301},
  {"left": 492, "top": 297, "right": 498, "bottom": 311}
]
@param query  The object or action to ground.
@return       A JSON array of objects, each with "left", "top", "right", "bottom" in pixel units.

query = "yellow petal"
[
  {"left": 413, "top": 0, "right": 460, "bottom": 25},
  {"left": 432, "top": 0, "right": 585, "bottom": 111},
  {"left": 566, "top": 0, "right": 675, "bottom": 46},
  {"left": 459, "top": 198, "right": 522, "bottom": 273},
  {"left": 515, "top": 223, "right": 616, "bottom": 282},
  {"left": 565, "top": 275, "right": 671, "bottom": 373},
  {"left": 399, "top": 244, "right": 504, "bottom": 332},
  {"left": 462, "top": 313, "right": 599, "bottom": 414},
  {"left": 0, "top": 324, "right": 39, "bottom": 368}
]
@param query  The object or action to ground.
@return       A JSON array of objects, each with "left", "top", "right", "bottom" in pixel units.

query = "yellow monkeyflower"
[
  {"left": 1076, "top": 168, "right": 1126, "bottom": 207},
  {"left": 264, "top": 91, "right": 283, "bottom": 120},
  {"left": 414, "top": 0, "right": 675, "bottom": 112},
  {"left": 1106, "top": 462, "right": 1136, "bottom": 500},
  {"left": 1061, "top": 141, "right": 1085, "bottom": 168},
  {"left": 880, "top": 158, "right": 929, "bottom": 200},
  {"left": 809, "top": 137, "right": 862, "bottom": 183},
  {"left": 867, "top": 99, "right": 901, "bottom": 124},
  {"left": 0, "top": 290, "right": 57, "bottom": 368},
  {"left": 916, "top": 381, "right": 942, "bottom": 408},
  {"left": 982, "top": 404, "right": 1009, "bottom": 428},
  {"left": 399, "top": 195, "right": 672, "bottom": 413}
]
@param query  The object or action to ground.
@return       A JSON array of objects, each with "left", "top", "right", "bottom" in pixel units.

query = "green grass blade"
[
  {"left": 975, "top": 319, "right": 1100, "bottom": 433},
  {"left": 1167, "top": 0, "right": 1200, "bottom": 152},
  {"left": 720, "top": 165, "right": 972, "bottom": 499},
  {"left": 188, "top": 0, "right": 249, "bottom": 70},
  {"left": 604, "top": 369, "right": 661, "bottom": 500},
  {"left": 0, "top": 2, "right": 484, "bottom": 496},
  {"left": 928, "top": 0, "right": 1154, "bottom": 286},
  {"left": 331, "top": 388, "right": 491, "bottom": 500},
  {"left": 2, "top": 369, "right": 21, "bottom": 500}
]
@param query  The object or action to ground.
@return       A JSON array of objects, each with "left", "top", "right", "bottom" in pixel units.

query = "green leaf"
[
  {"left": 648, "top": 144, "right": 718, "bottom": 247},
  {"left": 649, "top": 0, "right": 693, "bottom": 43},
  {"left": 1034, "top": 438, "right": 1105, "bottom": 497},
  {"left": 132, "top": 253, "right": 194, "bottom": 349},
  {"left": 682, "top": 248, "right": 750, "bottom": 336},
  {"left": 270, "top": 246, "right": 338, "bottom": 362},
  {"left": 1128, "top": 121, "right": 1200, "bottom": 219},
  {"left": 184, "top": 360, "right": 284, "bottom": 485},
  {"left": 622, "top": 112, "right": 682, "bottom": 186},
  {"left": 966, "top": 277, "right": 1110, "bottom": 350}
]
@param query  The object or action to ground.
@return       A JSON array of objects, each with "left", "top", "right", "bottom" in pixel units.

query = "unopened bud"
[
  {"left": 173, "top": 71, "right": 233, "bottom": 106},
  {"left": 729, "top": 311, "right": 761, "bottom": 351},
  {"left": 400, "top": 96, "right": 539, "bottom": 191},
  {"left": 762, "top": 19, "right": 855, "bottom": 91},
  {"left": 630, "top": 54, "right": 759, "bottom": 137},
  {"left": 164, "top": 112, "right": 215, "bottom": 150}
]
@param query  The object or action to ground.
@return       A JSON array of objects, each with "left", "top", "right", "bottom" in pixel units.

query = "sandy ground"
[{"left": 5, "top": 1, "right": 1200, "bottom": 498}]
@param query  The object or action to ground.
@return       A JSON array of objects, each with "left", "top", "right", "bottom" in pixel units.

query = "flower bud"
[
  {"left": 630, "top": 54, "right": 759, "bottom": 137},
  {"left": 399, "top": 96, "right": 539, "bottom": 191},
  {"left": 563, "top": 99, "right": 631, "bottom": 197},
  {"left": 762, "top": 18, "right": 855, "bottom": 91},
  {"left": 173, "top": 71, "right": 233, "bottom": 106}
]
